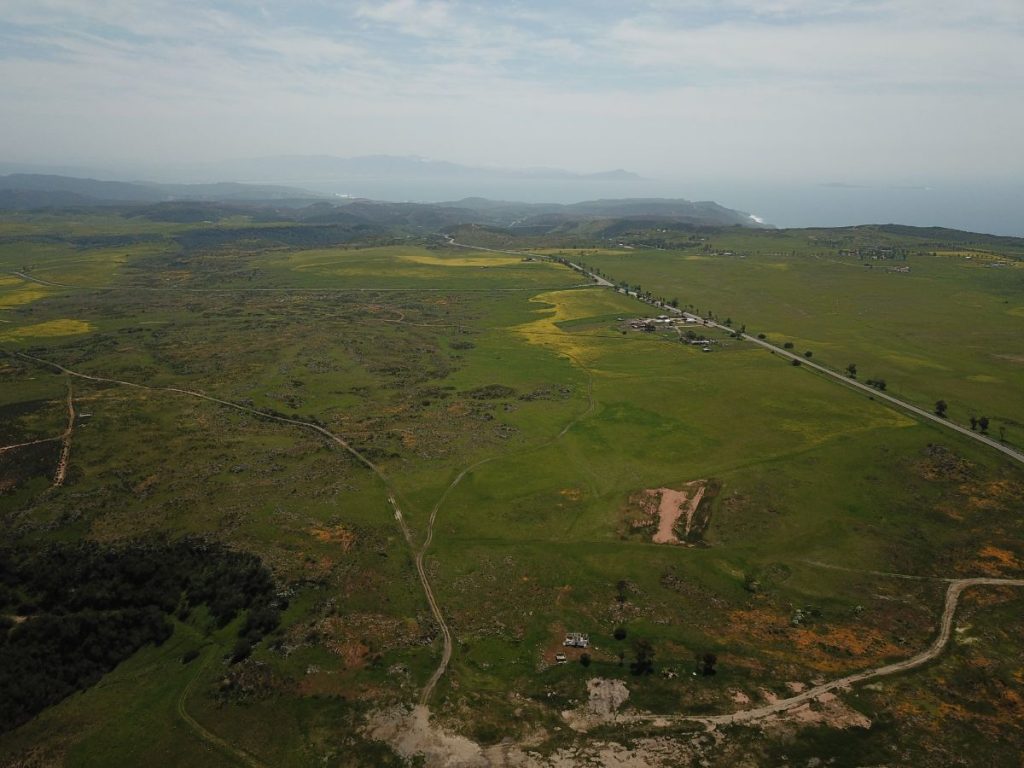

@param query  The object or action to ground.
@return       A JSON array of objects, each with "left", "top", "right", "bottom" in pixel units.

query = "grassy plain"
[
  {"left": 1, "top": 212, "right": 1023, "bottom": 766},
  {"left": 569, "top": 230, "right": 1024, "bottom": 443}
]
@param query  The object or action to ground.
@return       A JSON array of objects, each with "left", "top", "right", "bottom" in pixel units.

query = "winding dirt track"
[
  {"left": 17, "top": 254, "right": 1022, "bottom": 745},
  {"left": 16, "top": 352, "right": 390, "bottom": 481},
  {"left": 52, "top": 381, "right": 75, "bottom": 487},
  {"left": 177, "top": 649, "right": 266, "bottom": 768},
  {"left": 633, "top": 577, "right": 1024, "bottom": 727},
  {"left": 418, "top": 351, "right": 598, "bottom": 705},
  {"left": 0, "top": 436, "right": 61, "bottom": 454},
  {"left": 13, "top": 351, "right": 541, "bottom": 711},
  {"left": 415, "top": 462, "right": 489, "bottom": 706}
]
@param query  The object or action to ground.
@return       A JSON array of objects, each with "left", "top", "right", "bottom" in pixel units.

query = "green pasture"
[
  {"left": 2, "top": 212, "right": 1023, "bottom": 765},
  {"left": 581, "top": 237, "right": 1024, "bottom": 439},
  {"left": 260, "top": 245, "right": 584, "bottom": 291}
]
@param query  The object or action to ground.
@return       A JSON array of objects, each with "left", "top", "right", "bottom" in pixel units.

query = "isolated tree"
[
  {"left": 724, "top": 318, "right": 733, "bottom": 327},
  {"left": 757, "top": 333, "right": 767, "bottom": 340},
  {"left": 935, "top": 400, "right": 948, "bottom": 417},
  {"left": 804, "top": 351, "right": 813, "bottom": 359},
  {"left": 580, "top": 653, "right": 592, "bottom": 668},
  {"left": 791, "top": 359, "right": 801, "bottom": 366},
  {"left": 783, "top": 342, "right": 794, "bottom": 349},
  {"left": 970, "top": 415, "right": 978, "bottom": 430},
  {"left": 998, "top": 425, "right": 1006, "bottom": 442},
  {"left": 700, "top": 653, "right": 718, "bottom": 676},
  {"left": 230, "top": 638, "right": 252, "bottom": 664},
  {"left": 613, "top": 627, "right": 627, "bottom": 641},
  {"left": 846, "top": 363, "right": 857, "bottom": 378},
  {"left": 631, "top": 639, "right": 655, "bottom": 676},
  {"left": 978, "top": 416, "right": 989, "bottom": 433}
]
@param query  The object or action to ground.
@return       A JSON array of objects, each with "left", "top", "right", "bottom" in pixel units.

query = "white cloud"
[
  {"left": 604, "top": 17, "right": 1022, "bottom": 89},
  {"left": 0, "top": 0, "right": 1021, "bottom": 185},
  {"left": 354, "top": 0, "right": 454, "bottom": 36}
]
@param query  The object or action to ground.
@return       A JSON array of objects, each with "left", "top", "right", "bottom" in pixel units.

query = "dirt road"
[
  {"left": 52, "top": 381, "right": 75, "bottom": 487},
  {"left": 635, "top": 576, "right": 1024, "bottom": 727},
  {"left": 0, "top": 436, "right": 60, "bottom": 453},
  {"left": 416, "top": 352, "right": 598, "bottom": 705}
]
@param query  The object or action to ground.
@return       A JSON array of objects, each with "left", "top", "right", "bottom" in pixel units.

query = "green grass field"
[
  {"left": 573, "top": 231, "right": 1024, "bottom": 443},
  {"left": 1, "top": 212, "right": 1022, "bottom": 766}
]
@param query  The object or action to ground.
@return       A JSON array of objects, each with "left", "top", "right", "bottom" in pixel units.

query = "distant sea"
[{"left": 298, "top": 178, "right": 1024, "bottom": 237}]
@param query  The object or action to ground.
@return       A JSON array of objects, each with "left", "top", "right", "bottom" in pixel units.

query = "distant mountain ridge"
[
  {"left": 154, "top": 155, "right": 645, "bottom": 185},
  {"left": 0, "top": 174, "right": 323, "bottom": 206},
  {"left": 0, "top": 173, "right": 766, "bottom": 229}
]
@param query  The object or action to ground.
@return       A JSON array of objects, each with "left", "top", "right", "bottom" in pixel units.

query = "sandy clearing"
[
  {"left": 562, "top": 678, "right": 631, "bottom": 732},
  {"left": 650, "top": 482, "right": 706, "bottom": 544},
  {"left": 366, "top": 706, "right": 484, "bottom": 767},
  {"left": 783, "top": 691, "right": 871, "bottom": 730},
  {"left": 652, "top": 488, "right": 686, "bottom": 543},
  {"left": 367, "top": 704, "right": 702, "bottom": 767}
]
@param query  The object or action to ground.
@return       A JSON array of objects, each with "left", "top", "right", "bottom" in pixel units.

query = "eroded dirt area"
[
  {"left": 365, "top": 700, "right": 706, "bottom": 767},
  {"left": 623, "top": 481, "right": 716, "bottom": 545}
]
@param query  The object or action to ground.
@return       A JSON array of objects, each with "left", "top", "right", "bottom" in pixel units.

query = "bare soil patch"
[
  {"left": 562, "top": 678, "right": 631, "bottom": 732},
  {"left": 770, "top": 690, "right": 871, "bottom": 730},
  {"left": 310, "top": 523, "right": 357, "bottom": 552},
  {"left": 622, "top": 480, "right": 716, "bottom": 545}
]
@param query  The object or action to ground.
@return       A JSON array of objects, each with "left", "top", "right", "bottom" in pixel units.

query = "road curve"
[
  {"left": 14, "top": 351, "right": 464, "bottom": 709},
  {"left": 636, "top": 577, "right": 1024, "bottom": 727},
  {"left": 14, "top": 352, "right": 391, "bottom": 480},
  {"left": 416, "top": 352, "right": 598, "bottom": 705},
  {"left": 414, "top": 461, "right": 493, "bottom": 706}
]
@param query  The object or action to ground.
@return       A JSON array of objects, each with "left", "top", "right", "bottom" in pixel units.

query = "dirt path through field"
[
  {"left": 629, "top": 576, "right": 1024, "bottom": 728},
  {"left": 417, "top": 349, "right": 597, "bottom": 705},
  {"left": 0, "top": 436, "right": 61, "bottom": 453},
  {"left": 52, "top": 380, "right": 75, "bottom": 487},
  {"left": 177, "top": 648, "right": 266, "bottom": 768}
]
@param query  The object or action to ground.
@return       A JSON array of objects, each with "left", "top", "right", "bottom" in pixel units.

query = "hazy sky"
[{"left": 2, "top": 0, "right": 1023, "bottom": 184}]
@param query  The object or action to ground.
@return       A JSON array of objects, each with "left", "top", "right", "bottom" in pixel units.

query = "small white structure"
[
  {"left": 555, "top": 653, "right": 568, "bottom": 665},
  {"left": 563, "top": 632, "right": 590, "bottom": 648}
]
